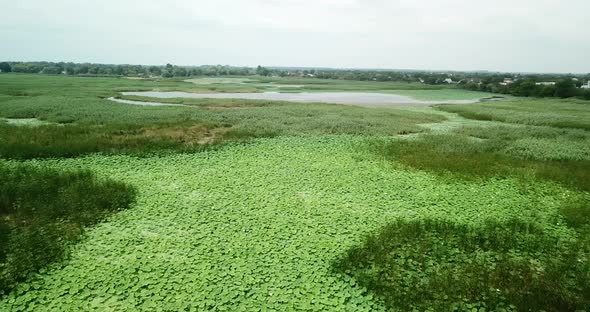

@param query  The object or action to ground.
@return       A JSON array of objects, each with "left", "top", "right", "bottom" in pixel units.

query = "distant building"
[
  {"left": 582, "top": 81, "right": 590, "bottom": 89},
  {"left": 536, "top": 82, "right": 556, "bottom": 86},
  {"left": 444, "top": 78, "right": 454, "bottom": 84},
  {"left": 499, "top": 78, "right": 514, "bottom": 86}
]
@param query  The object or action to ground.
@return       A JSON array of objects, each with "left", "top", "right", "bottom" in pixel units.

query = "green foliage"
[
  {"left": 456, "top": 125, "right": 590, "bottom": 161},
  {"left": 334, "top": 218, "right": 589, "bottom": 311},
  {"left": 0, "top": 74, "right": 445, "bottom": 159},
  {"left": 362, "top": 111, "right": 590, "bottom": 310},
  {"left": 374, "top": 130, "right": 590, "bottom": 192},
  {"left": 0, "top": 163, "right": 136, "bottom": 295},
  {"left": 437, "top": 98, "right": 590, "bottom": 130},
  {"left": 0, "top": 122, "right": 221, "bottom": 159},
  {"left": 0, "top": 63, "right": 11, "bottom": 73},
  {"left": 0, "top": 73, "right": 589, "bottom": 310},
  {"left": 0, "top": 136, "right": 582, "bottom": 310},
  {"left": 373, "top": 89, "right": 495, "bottom": 101},
  {"left": 460, "top": 75, "right": 590, "bottom": 101},
  {"left": 560, "top": 197, "right": 590, "bottom": 229},
  {"left": 5, "top": 61, "right": 589, "bottom": 102},
  {"left": 554, "top": 79, "right": 579, "bottom": 98},
  {"left": 255, "top": 65, "right": 270, "bottom": 76}
]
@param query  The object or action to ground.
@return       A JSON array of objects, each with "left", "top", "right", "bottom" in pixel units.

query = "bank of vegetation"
[
  {"left": 0, "top": 163, "right": 136, "bottom": 295},
  {"left": 337, "top": 99, "right": 590, "bottom": 311},
  {"left": 2, "top": 61, "right": 588, "bottom": 100},
  {"left": 0, "top": 74, "right": 444, "bottom": 159},
  {"left": 0, "top": 73, "right": 588, "bottom": 310}
]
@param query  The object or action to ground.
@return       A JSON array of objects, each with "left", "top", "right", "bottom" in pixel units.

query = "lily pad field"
[{"left": 1, "top": 74, "right": 589, "bottom": 311}]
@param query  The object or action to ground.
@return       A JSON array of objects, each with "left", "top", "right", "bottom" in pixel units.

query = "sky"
[{"left": 1, "top": 0, "right": 589, "bottom": 73}]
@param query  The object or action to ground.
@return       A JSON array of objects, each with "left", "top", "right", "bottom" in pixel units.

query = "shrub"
[
  {"left": 0, "top": 163, "right": 136, "bottom": 295},
  {"left": 334, "top": 218, "right": 590, "bottom": 311},
  {"left": 560, "top": 197, "right": 590, "bottom": 229},
  {"left": 374, "top": 132, "right": 590, "bottom": 192}
]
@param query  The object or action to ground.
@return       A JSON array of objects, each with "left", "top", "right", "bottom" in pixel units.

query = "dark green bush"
[
  {"left": 560, "top": 197, "right": 590, "bottom": 229},
  {"left": 334, "top": 218, "right": 590, "bottom": 311},
  {"left": 0, "top": 163, "right": 136, "bottom": 295}
]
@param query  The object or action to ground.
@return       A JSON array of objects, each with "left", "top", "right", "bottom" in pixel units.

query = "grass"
[
  {"left": 183, "top": 77, "right": 254, "bottom": 84},
  {"left": 0, "top": 122, "right": 223, "bottom": 159},
  {"left": 374, "top": 89, "right": 496, "bottom": 101},
  {"left": 0, "top": 163, "right": 136, "bottom": 295},
  {"left": 0, "top": 103, "right": 444, "bottom": 159},
  {"left": 373, "top": 129, "right": 590, "bottom": 192},
  {"left": 560, "top": 197, "right": 590, "bottom": 229},
  {"left": 0, "top": 136, "right": 584, "bottom": 310},
  {"left": 456, "top": 125, "right": 590, "bottom": 161},
  {"left": 0, "top": 74, "right": 446, "bottom": 159},
  {"left": 334, "top": 218, "right": 589, "bottom": 311},
  {"left": 0, "top": 73, "right": 589, "bottom": 310},
  {"left": 351, "top": 103, "right": 590, "bottom": 310},
  {"left": 437, "top": 98, "right": 590, "bottom": 130},
  {"left": 184, "top": 76, "right": 498, "bottom": 99},
  {"left": 253, "top": 77, "right": 446, "bottom": 90}
]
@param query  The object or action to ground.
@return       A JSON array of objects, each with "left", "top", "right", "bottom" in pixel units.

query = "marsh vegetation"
[{"left": 0, "top": 73, "right": 588, "bottom": 311}]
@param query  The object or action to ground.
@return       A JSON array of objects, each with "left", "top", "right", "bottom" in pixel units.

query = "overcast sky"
[{"left": 2, "top": 0, "right": 589, "bottom": 73}]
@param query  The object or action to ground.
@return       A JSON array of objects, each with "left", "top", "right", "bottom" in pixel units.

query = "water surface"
[{"left": 119, "top": 91, "right": 484, "bottom": 107}]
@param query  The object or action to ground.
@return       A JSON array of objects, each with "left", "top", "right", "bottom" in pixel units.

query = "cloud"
[{"left": 1, "top": 0, "right": 589, "bottom": 72}]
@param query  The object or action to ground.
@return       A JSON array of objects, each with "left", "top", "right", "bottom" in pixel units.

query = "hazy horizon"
[{"left": 2, "top": 0, "right": 589, "bottom": 73}]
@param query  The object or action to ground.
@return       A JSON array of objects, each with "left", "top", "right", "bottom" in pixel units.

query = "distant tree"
[
  {"left": 256, "top": 65, "right": 269, "bottom": 76},
  {"left": 111, "top": 65, "right": 123, "bottom": 75},
  {"left": 173, "top": 67, "right": 187, "bottom": 77},
  {"left": 463, "top": 82, "right": 479, "bottom": 91},
  {"left": 148, "top": 66, "right": 161, "bottom": 76},
  {"left": 512, "top": 79, "right": 537, "bottom": 97},
  {"left": 190, "top": 68, "right": 203, "bottom": 76},
  {"left": 41, "top": 66, "right": 61, "bottom": 75},
  {"left": 0, "top": 62, "right": 11, "bottom": 73},
  {"left": 11, "top": 63, "right": 40, "bottom": 73},
  {"left": 539, "top": 85, "right": 556, "bottom": 97},
  {"left": 98, "top": 67, "right": 113, "bottom": 75},
  {"left": 424, "top": 77, "right": 438, "bottom": 85},
  {"left": 87, "top": 66, "right": 99, "bottom": 75},
  {"left": 64, "top": 65, "right": 76, "bottom": 75},
  {"left": 76, "top": 65, "right": 90, "bottom": 75},
  {"left": 554, "top": 79, "right": 577, "bottom": 98}
]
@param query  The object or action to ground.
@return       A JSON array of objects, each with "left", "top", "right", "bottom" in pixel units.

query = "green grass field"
[
  {"left": 0, "top": 74, "right": 588, "bottom": 311},
  {"left": 437, "top": 98, "right": 590, "bottom": 130}
]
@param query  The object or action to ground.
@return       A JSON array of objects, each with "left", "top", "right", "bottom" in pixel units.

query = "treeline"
[
  {"left": 0, "top": 62, "right": 254, "bottom": 77},
  {"left": 271, "top": 68, "right": 590, "bottom": 99},
  {"left": 460, "top": 75, "right": 590, "bottom": 100},
  {"left": 1, "top": 61, "right": 589, "bottom": 99}
]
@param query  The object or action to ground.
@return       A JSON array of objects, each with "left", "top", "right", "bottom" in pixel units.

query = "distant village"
[{"left": 498, "top": 77, "right": 590, "bottom": 89}]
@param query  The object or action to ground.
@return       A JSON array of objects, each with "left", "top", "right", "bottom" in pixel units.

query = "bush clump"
[
  {"left": 0, "top": 163, "right": 136, "bottom": 295},
  {"left": 334, "top": 218, "right": 589, "bottom": 311}
]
